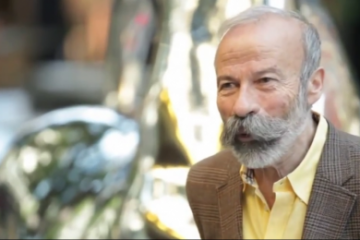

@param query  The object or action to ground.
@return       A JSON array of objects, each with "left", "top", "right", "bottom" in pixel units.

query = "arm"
[{"left": 186, "top": 177, "right": 205, "bottom": 239}]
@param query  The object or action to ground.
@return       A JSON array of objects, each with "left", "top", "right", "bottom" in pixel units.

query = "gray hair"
[{"left": 218, "top": 6, "right": 321, "bottom": 85}]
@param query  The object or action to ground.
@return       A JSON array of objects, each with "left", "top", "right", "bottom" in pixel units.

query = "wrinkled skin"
[
  {"left": 216, "top": 16, "right": 308, "bottom": 122},
  {"left": 215, "top": 14, "right": 325, "bottom": 207}
]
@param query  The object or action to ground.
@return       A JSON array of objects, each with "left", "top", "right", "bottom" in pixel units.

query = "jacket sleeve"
[{"left": 186, "top": 171, "right": 205, "bottom": 239}]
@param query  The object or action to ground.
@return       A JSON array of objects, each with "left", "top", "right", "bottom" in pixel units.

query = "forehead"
[{"left": 215, "top": 16, "right": 304, "bottom": 74}]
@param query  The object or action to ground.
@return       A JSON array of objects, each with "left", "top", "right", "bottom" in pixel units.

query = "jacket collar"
[
  {"left": 302, "top": 123, "right": 356, "bottom": 239},
  {"left": 216, "top": 120, "right": 356, "bottom": 239}
]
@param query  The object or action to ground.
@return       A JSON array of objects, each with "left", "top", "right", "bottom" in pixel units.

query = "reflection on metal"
[
  {"left": 145, "top": 212, "right": 184, "bottom": 239},
  {"left": 142, "top": 166, "right": 199, "bottom": 239},
  {"left": 298, "top": 0, "right": 360, "bottom": 135},
  {"left": 265, "top": 0, "right": 286, "bottom": 9},
  {"left": 158, "top": 0, "right": 225, "bottom": 166},
  {"left": 117, "top": 0, "right": 173, "bottom": 237},
  {"left": 225, "top": 0, "right": 252, "bottom": 19},
  {"left": 0, "top": 106, "right": 140, "bottom": 238},
  {"left": 253, "top": 0, "right": 266, "bottom": 6},
  {"left": 105, "top": 0, "right": 157, "bottom": 118}
]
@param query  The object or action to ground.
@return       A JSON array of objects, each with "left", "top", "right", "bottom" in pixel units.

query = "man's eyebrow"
[
  {"left": 216, "top": 67, "right": 283, "bottom": 83},
  {"left": 216, "top": 75, "right": 237, "bottom": 84},
  {"left": 253, "top": 66, "right": 283, "bottom": 77}
]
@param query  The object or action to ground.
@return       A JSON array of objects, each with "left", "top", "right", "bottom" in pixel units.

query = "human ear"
[{"left": 307, "top": 67, "right": 325, "bottom": 106}]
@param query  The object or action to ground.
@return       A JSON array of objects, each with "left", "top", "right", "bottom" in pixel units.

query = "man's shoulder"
[
  {"left": 334, "top": 130, "right": 360, "bottom": 174},
  {"left": 186, "top": 150, "right": 239, "bottom": 185},
  {"left": 336, "top": 130, "right": 360, "bottom": 154},
  {"left": 192, "top": 150, "right": 237, "bottom": 170},
  {"left": 186, "top": 150, "right": 239, "bottom": 205},
  {"left": 337, "top": 129, "right": 360, "bottom": 145}
]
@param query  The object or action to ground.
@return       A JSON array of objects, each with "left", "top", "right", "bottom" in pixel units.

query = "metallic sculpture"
[
  {"left": 298, "top": 0, "right": 360, "bottom": 136},
  {"left": 0, "top": 1, "right": 158, "bottom": 239},
  {"left": 0, "top": 106, "right": 140, "bottom": 238}
]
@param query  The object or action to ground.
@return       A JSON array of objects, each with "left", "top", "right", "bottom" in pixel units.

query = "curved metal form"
[
  {"left": 105, "top": 0, "right": 157, "bottom": 118},
  {"left": 0, "top": 106, "right": 140, "bottom": 239},
  {"left": 298, "top": 0, "right": 360, "bottom": 136}
]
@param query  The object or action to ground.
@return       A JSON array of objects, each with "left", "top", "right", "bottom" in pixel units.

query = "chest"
[{"left": 242, "top": 188, "right": 306, "bottom": 239}]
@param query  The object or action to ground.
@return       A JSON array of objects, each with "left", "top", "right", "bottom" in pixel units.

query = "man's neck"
[{"left": 254, "top": 113, "right": 317, "bottom": 185}]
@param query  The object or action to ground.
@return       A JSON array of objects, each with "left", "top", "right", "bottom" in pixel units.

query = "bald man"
[{"left": 186, "top": 6, "right": 360, "bottom": 240}]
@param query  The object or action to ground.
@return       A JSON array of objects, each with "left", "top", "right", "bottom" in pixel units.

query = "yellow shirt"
[{"left": 241, "top": 114, "right": 328, "bottom": 239}]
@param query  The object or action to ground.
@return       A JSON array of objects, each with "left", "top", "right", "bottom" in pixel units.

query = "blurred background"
[{"left": 0, "top": 0, "right": 359, "bottom": 239}]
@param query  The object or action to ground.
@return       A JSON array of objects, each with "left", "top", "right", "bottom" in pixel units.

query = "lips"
[{"left": 237, "top": 132, "right": 254, "bottom": 142}]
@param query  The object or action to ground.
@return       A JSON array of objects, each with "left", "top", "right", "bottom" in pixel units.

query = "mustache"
[{"left": 221, "top": 114, "right": 290, "bottom": 145}]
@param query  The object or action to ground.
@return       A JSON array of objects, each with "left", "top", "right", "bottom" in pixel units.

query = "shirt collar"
[
  {"left": 287, "top": 113, "right": 328, "bottom": 204},
  {"left": 239, "top": 112, "right": 328, "bottom": 204},
  {"left": 240, "top": 165, "right": 254, "bottom": 191}
]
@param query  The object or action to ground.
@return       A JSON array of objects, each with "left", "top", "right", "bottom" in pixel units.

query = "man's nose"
[{"left": 233, "top": 90, "right": 260, "bottom": 118}]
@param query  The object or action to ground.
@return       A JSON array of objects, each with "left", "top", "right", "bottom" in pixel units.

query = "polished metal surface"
[
  {"left": 153, "top": 0, "right": 224, "bottom": 166},
  {"left": 0, "top": 0, "right": 159, "bottom": 238},
  {"left": 298, "top": 0, "right": 360, "bottom": 135},
  {"left": 0, "top": 106, "right": 140, "bottom": 239},
  {"left": 105, "top": 0, "right": 157, "bottom": 118}
]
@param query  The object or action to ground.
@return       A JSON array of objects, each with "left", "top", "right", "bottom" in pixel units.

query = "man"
[{"left": 186, "top": 5, "right": 360, "bottom": 240}]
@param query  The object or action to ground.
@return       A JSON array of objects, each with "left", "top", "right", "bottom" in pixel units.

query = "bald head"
[
  {"left": 217, "top": 6, "right": 321, "bottom": 84},
  {"left": 216, "top": 14, "right": 306, "bottom": 90}
]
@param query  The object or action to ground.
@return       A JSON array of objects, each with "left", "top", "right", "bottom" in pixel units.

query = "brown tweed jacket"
[{"left": 186, "top": 122, "right": 360, "bottom": 239}]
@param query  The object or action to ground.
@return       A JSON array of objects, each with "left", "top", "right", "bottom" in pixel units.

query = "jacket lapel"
[
  {"left": 302, "top": 123, "right": 357, "bottom": 239},
  {"left": 215, "top": 121, "right": 357, "bottom": 239},
  {"left": 216, "top": 154, "right": 243, "bottom": 239}
]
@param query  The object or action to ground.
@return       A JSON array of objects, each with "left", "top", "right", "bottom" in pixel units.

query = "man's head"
[{"left": 216, "top": 6, "right": 324, "bottom": 169}]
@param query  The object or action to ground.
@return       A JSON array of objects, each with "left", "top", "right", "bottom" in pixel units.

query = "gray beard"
[
  {"left": 222, "top": 91, "right": 310, "bottom": 169},
  {"left": 230, "top": 119, "right": 305, "bottom": 168}
]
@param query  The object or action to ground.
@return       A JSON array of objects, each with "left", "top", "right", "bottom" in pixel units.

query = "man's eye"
[
  {"left": 220, "top": 82, "right": 236, "bottom": 89},
  {"left": 258, "top": 77, "right": 273, "bottom": 83}
]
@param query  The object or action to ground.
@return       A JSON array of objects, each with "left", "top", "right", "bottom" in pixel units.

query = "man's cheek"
[
  {"left": 217, "top": 99, "right": 234, "bottom": 121},
  {"left": 265, "top": 95, "right": 294, "bottom": 117}
]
